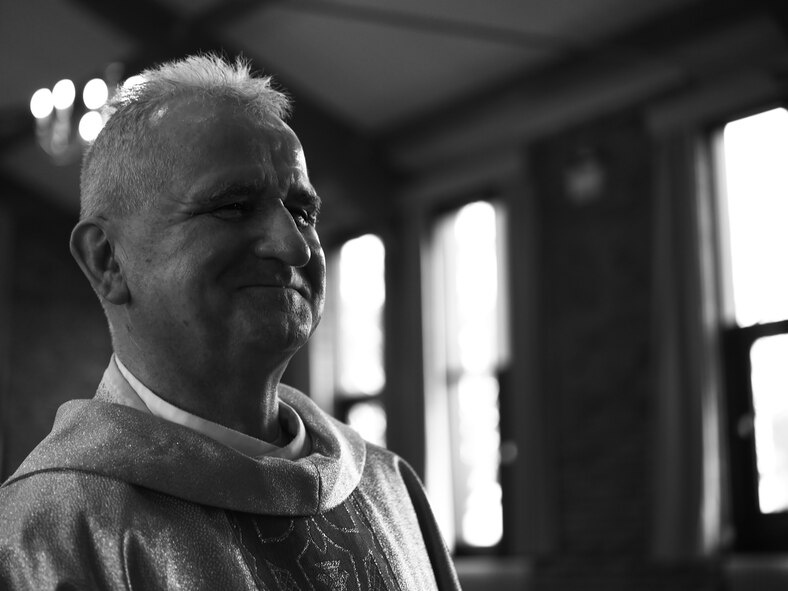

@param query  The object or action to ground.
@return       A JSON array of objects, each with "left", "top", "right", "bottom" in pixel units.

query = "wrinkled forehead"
[
  {"left": 145, "top": 96, "right": 312, "bottom": 200},
  {"left": 152, "top": 96, "right": 301, "bottom": 155}
]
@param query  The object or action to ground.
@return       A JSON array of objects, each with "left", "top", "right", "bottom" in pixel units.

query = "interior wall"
[
  {"left": 0, "top": 181, "right": 111, "bottom": 479},
  {"left": 523, "top": 111, "right": 721, "bottom": 589}
]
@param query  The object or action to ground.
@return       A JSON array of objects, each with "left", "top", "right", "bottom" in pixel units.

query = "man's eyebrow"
[
  {"left": 204, "top": 180, "right": 266, "bottom": 203},
  {"left": 198, "top": 180, "right": 322, "bottom": 214},
  {"left": 290, "top": 187, "right": 322, "bottom": 212}
]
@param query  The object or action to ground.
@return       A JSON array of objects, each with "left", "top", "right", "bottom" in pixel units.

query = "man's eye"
[
  {"left": 290, "top": 207, "right": 318, "bottom": 228},
  {"left": 211, "top": 202, "right": 252, "bottom": 220}
]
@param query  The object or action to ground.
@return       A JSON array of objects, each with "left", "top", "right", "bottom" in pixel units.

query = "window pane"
[
  {"left": 453, "top": 202, "right": 501, "bottom": 374},
  {"left": 428, "top": 200, "right": 507, "bottom": 549},
  {"left": 451, "top": 202, "right": 503, "bottom": 546},
  {"left": 337, "top": 234, "right": 386, "bottom": 395},
  {"left": 722, "top": 108, "right": 788, "bottom": 326},
  {"left": 455, "top": 374, "right": 503, "bottom": 546},
  {"left": 750, "top": 334, "right": 788, "bottom": 513},
  {"left": 346, "top": 400, "right": 387, "bottom": 448}
]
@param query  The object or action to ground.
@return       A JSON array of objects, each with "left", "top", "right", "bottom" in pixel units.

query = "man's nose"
[{"left": 252, "top": 201, "right": 311, "bottom": 267}]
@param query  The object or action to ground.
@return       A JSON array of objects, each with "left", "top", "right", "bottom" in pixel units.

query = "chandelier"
[{"left": 29, "top": 68, "right": 143, "bottom": 165}]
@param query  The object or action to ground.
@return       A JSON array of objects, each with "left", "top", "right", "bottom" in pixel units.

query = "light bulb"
[
  {"left": 83, "top": 78, "right": 108, "bottom": 110},
  {"left": 52, "top": 79, "right": 76, "bottom": 110},
  {"left": 79, "top": 110, "right": 104, "bottom": 142},
  {"left": 30, "top": 88, "right": 54, "bottom": 119}
]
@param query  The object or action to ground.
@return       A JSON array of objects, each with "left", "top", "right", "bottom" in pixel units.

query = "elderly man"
[{"left": 0, "top": 55, "right": 459, "bottom": 590}]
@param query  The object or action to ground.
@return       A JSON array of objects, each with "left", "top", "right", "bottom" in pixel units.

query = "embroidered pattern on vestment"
[{"left": 227, "top": 491, "right": 402, "bottom": 591}]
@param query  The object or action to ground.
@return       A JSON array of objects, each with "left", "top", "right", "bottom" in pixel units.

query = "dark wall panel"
[{"left": 1, "top": 182, "right": 110, "bottom": 478}]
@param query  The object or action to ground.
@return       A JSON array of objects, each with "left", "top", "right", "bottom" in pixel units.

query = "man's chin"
[{"left": 240, "top": 319, "right": 313, "bottom": 354}]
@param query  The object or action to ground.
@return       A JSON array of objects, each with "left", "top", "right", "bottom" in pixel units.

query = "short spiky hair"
[{"left": 79, "top": 54, "right": 291, "bottom": 219}]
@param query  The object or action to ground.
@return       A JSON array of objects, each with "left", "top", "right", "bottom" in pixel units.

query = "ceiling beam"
[
  {"left": 272, "top": 0, "right": 577, "bottom": 53},
  {"left": 382, "top": 0, "right": 753, "bottom": 141},
  {"left": 381, "top": 0, "right": 770, "bottom": 174},
  {"left": 191, "top": 0, "right": 278, "bottom": 28}
]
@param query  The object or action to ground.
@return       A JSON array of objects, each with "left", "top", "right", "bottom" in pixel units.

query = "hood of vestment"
[{"left": 4, "top": 373, "right": 367, "bottom": 517}]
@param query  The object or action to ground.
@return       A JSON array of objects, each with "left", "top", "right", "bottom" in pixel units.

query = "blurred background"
[{"left": 2, "top": 0, "right": 788, "bottom": 589}]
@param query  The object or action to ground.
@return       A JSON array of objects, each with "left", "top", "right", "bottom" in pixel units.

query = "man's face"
[{"left": 114, "top": 100, "right": 325, "bottom": 366}]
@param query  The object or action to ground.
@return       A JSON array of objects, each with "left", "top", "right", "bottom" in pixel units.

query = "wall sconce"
[{"left": 563, "top": 147, "right": 606, "bottom": 205}]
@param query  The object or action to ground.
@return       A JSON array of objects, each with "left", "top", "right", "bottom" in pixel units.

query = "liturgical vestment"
[{"left": 0, "top": 364, "right": 460, "bottom": 590}]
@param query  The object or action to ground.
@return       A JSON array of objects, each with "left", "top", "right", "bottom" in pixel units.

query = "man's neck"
[
  {"left": 111, "top": 356, "right": 310, "bottom": 459},
  {"left": 113, "top": 345, "right": 290, "bottom": 442}
]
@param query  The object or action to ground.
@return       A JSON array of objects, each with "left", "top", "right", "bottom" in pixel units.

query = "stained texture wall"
[{"left": 527, "top": 113, "right": 722, "bottom": 589}]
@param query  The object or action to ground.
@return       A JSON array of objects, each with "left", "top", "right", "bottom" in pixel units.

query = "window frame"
[
  {"left": 712, "top": 102, "right": 788, "bottom": 551},
  {"left": 422, "top": 195, "right": 513, "bottom": 555},
  {"left": 309, "top": 231, "right": 388, "bottom": 445},
  {"left": 723, "top": 320, "right": 788, "bottom": 551}
]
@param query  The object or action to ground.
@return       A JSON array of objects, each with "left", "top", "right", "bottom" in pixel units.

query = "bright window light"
[
  {"left": 721, "top": 107, "right": 788, "bottom": 516},
  {"left": 337, "top": 234, "right": 386, "bottom": 395},
  {"left": 457, "top": 373, "right": 503, "bottom": 546},
  {"left": 308, "top": 233, "right": 387, "bottom": 442},
  {"left": 346, "top": 400, "right": 387, "bottom": 447},
  {"left": 454, "top": 202, "right": 501, "bottom": 374},
  {"left": 427, "top": 200, "right": 507, "bottom": 549},
  {"left": 722, "top": 108, "right": 788, "bottom": 327},
  {"left": 750, "top": 335, "right": 788, "bottom": 513}
]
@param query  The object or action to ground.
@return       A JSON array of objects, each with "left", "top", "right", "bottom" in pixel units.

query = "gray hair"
[{"left": 79, "top": 54, "right": 292, "bottom": 219}]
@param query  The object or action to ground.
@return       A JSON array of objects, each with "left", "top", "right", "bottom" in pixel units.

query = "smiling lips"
[
  {"left": 235, "top": 264, "right": 311, "bottom": 299},
  {"left": 238, "top": 275, "right": 309, "bottom": 299},
  {"left": 243, "top": 283, "right": 304, "bottom": 295}
]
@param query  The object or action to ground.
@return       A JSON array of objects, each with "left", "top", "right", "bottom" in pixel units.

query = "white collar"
[{"left": 112, "top": 355, "right": 309, "bottom": 460}]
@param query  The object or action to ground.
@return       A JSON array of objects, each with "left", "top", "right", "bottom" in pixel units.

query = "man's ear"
[{"left": 70, "top": 219, "right": 130, "bottom": 305}]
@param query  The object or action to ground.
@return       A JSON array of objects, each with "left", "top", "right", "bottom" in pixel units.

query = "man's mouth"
[{"left": 239, "top": 280, "right": 309, "bottom": 299}]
